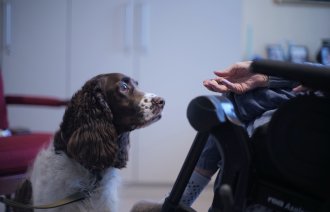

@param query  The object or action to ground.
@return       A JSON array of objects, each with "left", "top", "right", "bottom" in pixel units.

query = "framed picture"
[
  {"left": 320, "top": 46, "right": 330, "bottom": 65},
  {"left": 275, "top": 0, "right": 330, "bottom": 5},
  {"left": 288, "top": 45, "right": 308, "bottom": 63},
  {"left": 266, "top": 44, "right": 286, "bottom": 61}
]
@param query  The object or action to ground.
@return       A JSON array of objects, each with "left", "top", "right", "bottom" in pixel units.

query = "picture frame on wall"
[
  {"left": 318, "top": 39, "right": 330, "bottom": 65},
  {"left": 266, "top": 44, "right": 286, "bottom": 61},
  {"left": 320, "top": 46, "right": 330, "bottom": 65},
  {"left": 275, "top": 0, "right": 330, "bottom": 5},
  {"left": 288, "top": 45, "right": 308, "bottom": 63}
]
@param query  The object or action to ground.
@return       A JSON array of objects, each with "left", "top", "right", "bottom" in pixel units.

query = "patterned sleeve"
[{"left": 268, "top": 76, "right": 299, "bottom": 88}]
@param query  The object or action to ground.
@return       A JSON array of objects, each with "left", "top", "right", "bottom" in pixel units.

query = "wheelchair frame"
[{"left": 161, "top": 60, "right": 330, "bottom": 212}]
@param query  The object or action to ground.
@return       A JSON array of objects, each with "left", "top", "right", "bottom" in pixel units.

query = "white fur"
[
  {"left": 139, "top": 93, "right": 164, "bottom": 127},
  {"left": 29, "top": 141, "right": 121, "bottom": 212},
  {"left": 139, "top": 93, "right": 157, "bottom": 121}
]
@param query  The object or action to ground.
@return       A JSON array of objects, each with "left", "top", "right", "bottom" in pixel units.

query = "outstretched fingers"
[{"left": 203, "top": 79, "right": 230, "bottom": 93}]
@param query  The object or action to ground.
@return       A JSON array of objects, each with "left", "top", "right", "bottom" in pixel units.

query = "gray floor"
[
  {"left": 0, "top": 184, "right": 214, "bottom": 212},
  {"left": 120, "top": 183, "right": 214, "bottom": 212}
]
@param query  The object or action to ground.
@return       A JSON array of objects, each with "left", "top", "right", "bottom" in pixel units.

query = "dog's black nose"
[{"left": 152, "top": 97, "right": 165, "bottom": 107}]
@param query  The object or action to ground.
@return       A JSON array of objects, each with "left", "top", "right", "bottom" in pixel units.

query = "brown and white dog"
[{"left": 17, "top": 73, "right": 164, "bottom": 212}]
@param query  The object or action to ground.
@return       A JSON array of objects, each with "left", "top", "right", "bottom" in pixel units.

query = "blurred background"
[{"left": 1, "top": 0, "right": 330, "bottom": 186}]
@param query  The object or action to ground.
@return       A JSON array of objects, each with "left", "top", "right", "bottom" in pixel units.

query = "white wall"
[{"left": 241, "top": 0, "right": 330, "bottom": 61}]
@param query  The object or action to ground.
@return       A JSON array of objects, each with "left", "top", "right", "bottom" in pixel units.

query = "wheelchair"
[{"left": 161, "top": 59, "right": 330, "bottom": 212}]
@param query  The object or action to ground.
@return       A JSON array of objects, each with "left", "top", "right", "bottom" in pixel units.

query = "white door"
[
  {"left": 1, "top": 0, "right": 68, "bottom": 132},
  {"left": 133, "top": 0, "right": 243, "bottom": 183},
  {"left": 69, "top": 0, "right": 139, "bottom": 181},
  {"left": 68, "top": 0, "right": 243, "bottom": 183}
]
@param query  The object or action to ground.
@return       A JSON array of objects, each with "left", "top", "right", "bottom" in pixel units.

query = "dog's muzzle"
[{"left": 139, "top": 93, "right": 165, "bottom": 127}]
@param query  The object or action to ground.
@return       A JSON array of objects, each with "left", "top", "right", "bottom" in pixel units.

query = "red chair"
[{"left": 0, "top": 71, "right": 68, "bottom": 207}]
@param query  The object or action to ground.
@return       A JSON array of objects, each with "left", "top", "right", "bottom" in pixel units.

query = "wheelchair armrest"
[
  {"left": 187, "top": 95, "right": 251, "bottom": 211},
  {"left": 162, "top": 95, "right": 248, "bottom": 212},
  {"left": 187, "top": 95, "right": 243, "bottom": 132}
]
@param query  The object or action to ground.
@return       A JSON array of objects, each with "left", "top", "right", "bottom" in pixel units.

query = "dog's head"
[
  {"left": 54, "top": 73, "right": 165, "bottom": 173},
  {"left": 100, "top": 73, "right": 165, "bottom": 132}
]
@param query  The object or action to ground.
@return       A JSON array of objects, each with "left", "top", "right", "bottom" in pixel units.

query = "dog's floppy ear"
[
  {"left": 67, "top": 121, "right": 118, "bottom": 172},
  {"left": 94, "top": 84, "right": 114, "bottom": 121}
]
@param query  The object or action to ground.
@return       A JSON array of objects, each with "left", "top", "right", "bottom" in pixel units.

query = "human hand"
[
  {"left": 203, "top": 61, "right": 269, "bottom": 94},
  {"left": 292, "top": 85, "right": 310, "bottom": 93}
]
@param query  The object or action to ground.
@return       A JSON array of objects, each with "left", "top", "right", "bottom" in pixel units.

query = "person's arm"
[
  {"left": 203, "top": 61, "right": 268, "bottom": 94},
  {"left": 203, "top": 61, "right": 299, "bottom": 123},
  {"left": 203, "top": 61, "right": 299, "bottom": 94},
  {"left": 268, "top": 76, "right": 298, "bottom": 88}
]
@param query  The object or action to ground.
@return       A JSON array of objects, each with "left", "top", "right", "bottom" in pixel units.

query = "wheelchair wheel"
[{"left": 267, "top": 95, "right": 330, "bottom": 199}]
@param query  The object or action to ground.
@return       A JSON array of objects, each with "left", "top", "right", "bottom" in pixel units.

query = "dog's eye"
[{"left": 119, "top": 82, "right": 129, "bottom": 93}]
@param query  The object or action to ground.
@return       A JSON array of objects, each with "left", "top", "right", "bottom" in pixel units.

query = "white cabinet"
[
  {"left": 1, "top": 0, "right": 68, "bottom": 132},
  {"left": 134, "top": 0, "right": 243, "bottom": 183},
  {"left": 68, "top": 0, "right": 138, "bottom": 182},
  {"left": 69, "top": 0, "right": 135, "bottom": 92},
  {"left": 1, "top": 0, "right": 242, "bottom": 183}
]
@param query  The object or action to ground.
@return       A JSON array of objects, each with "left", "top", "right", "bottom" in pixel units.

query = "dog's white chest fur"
[{"left": 30, "top": 142, "right": 121, "bottom": 212}]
